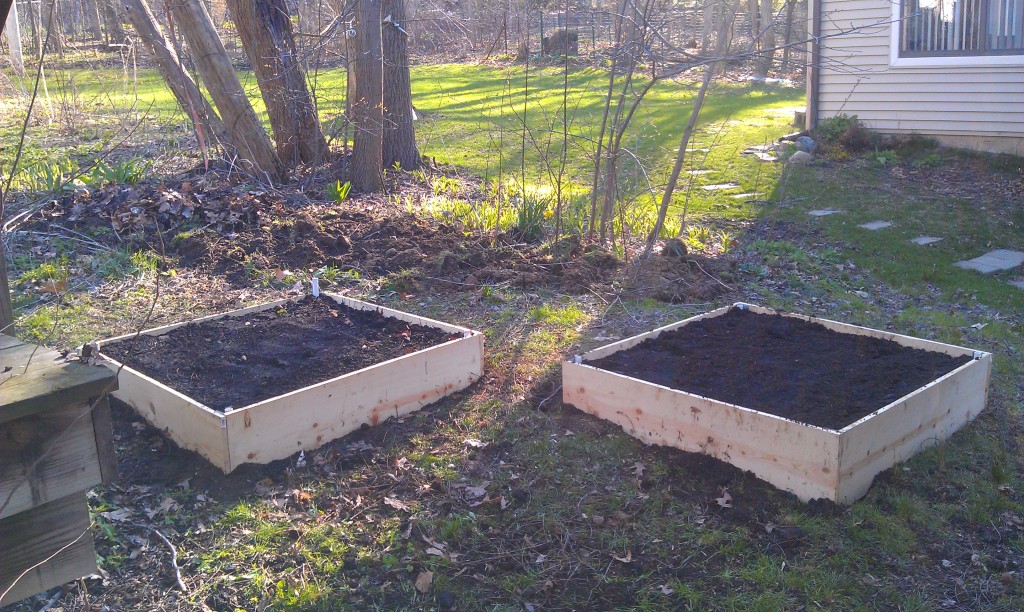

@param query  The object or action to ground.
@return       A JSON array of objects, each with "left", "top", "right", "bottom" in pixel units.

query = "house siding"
[{"left": 816, "top": 0, "right": 1024, "bottom": 154}]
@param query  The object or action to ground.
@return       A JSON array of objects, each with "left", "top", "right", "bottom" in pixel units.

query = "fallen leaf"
[
  {"left": 613, "top": 550, "right": 633, "bottom": 563},
  {"left": 292, "top": 490, "right": 313, "bottom": 504},
  {"left": 535, "top": 554, "right": 547, "bottom": 564},
  {"left": 38, "top": 278, "right": 67, "bottom": 294},
  {"left": 659, "top": 585, "right": 674, "bottom": 595},
  {"left": 100, "top": 508, "right": 132, "bottom": 522},
  {"left": 426, "top": 547, "right": 447, "bottom": 557},
  {"left": 415, "top": 571, "right": 433, "bottom": 594},
  {"left": 384, "top": 497, "right": 411, "bottom": 512},
  {"left": 715, "top": 488, "right": 733, "bottom": 509},
  {"left": 631, "top": 462, "right": 646, "bottom": 478},
  {"left": 463, "top": 438, "right": 488, "bottom": 448}
]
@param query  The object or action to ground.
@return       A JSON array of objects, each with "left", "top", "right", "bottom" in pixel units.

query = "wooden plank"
[
  {"left": 90, "top": 396, "right": 118, "bottom": 485},
  {"left": 0, "top": 361, "right": 116, "bottom": 425},
  {"left": 0, "top": 400, "right": 103, "bottom": 520},
  {"left": 836, "top": 355, "right": 992, "bottom": 504},
  {"left": 563, "top": 362, "right": 842, "bottom": 502},
  {"left": 226, "top": 332, "right": 484, "bottom": 470},
  {"left": 106, "top": 362, "right": 231, "bottom": 472},
  {"left": 0, "top": 494, "right": 97, "bottom": 606},
  {"left": 564, "top": 303, "right": 992, "bottom": 504},
  {"left": 99, "top": 294, "right": 483, "bottom": 472}
]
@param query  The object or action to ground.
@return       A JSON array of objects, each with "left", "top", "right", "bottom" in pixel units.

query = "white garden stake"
[{"left": 311, "top": 277, "right": 320, "bottom": 297}]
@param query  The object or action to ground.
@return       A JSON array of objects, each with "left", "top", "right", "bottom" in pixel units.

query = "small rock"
[
  {"left": 788, "top": 151, "right": 813, "bottom": 165},
  {"left": 661, "top": 238, "right": 687, "bottom": 257},
  {"left": 437, "top": 590, "right": 457, "bottom": 609},
  {"left": 511, "top": 488, "right": 530, "bottom": 502},
  {"left": 773, "top": 141, "right": 794, "bottom": 154},
  {"left": 591, "top": 515, "right": 605, "bottom": 526}
]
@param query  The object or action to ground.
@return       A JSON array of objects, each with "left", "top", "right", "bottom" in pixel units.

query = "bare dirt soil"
[
  {"left": 588, "top": 307, "right": 972, "bottom": 429},
  {"left": 100, "top": 295, "right": 462, "bottom": 410}
]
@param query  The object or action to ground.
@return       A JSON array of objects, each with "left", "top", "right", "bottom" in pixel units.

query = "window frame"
[{"left": 890, "top": 0, "right": 1024, "bottom": 67}]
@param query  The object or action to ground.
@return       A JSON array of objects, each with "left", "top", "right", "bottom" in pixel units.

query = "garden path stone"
[
  {"left": 809, "top": 209, "right": 843, "bottom": 217},
  {"left": 731, "top": 192, "right": 760, "bottom": 199},
  {"left": 687, "top": 169, "right": 714, "bottom": 175},
  {"left": 954, "top": 250, "right": 1024, "bottom": 274},
  {"left": 911, "top": 236, "right": 943, "bottom": 246},
  {"left": 1011, "top": 280, "right": 1024, "bottom": 290},
  {"left": 858, "top": 221, "right": 893, "bottom": 231},
  {"left": 701, "top": 182, "right": 740, "bottom": 191}
]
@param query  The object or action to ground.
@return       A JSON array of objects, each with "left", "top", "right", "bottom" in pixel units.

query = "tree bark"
[
  {"left": 381, "top": 0, "right": 418, "bottom": 170},
  {"left": 100, "top": 0, "right": 126, "bottom": 44},
  {"left": 226, "top": 0, "right": 327, "bottom": 167},
  {"left": 85, "top": 0, "right": 104, "bottom": 41},
  {"left": 124, "top": 0, "right": 230, "bottom": 148},
  {"left": 169, "top": 0, "right": 285, "bottom": 183},
  {"left": 351, "top": 0, "right": 383, "bottom": 192}
]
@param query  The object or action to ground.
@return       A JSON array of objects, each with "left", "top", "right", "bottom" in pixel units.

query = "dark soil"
[
  {"left": 587, "top": 307, "right": 972, "bottom": 430},
  {"left": 100, "top": 296, "right": 462, "bottom": 410}
]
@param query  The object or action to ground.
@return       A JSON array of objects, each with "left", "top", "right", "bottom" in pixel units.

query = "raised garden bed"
[
  {"left": 99, "top": 294, "right": 483, "bottom": 472},
  {"left": 563, "top": 303, "right": 992, "bottom": 504}
]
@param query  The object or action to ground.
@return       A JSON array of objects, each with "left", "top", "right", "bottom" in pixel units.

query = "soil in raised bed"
[
  {"left": 586, "top": 308, "right": 972, "bottom": 430},
  {"left": 101, "top": 296, "right": 462, "bottom": 410}
]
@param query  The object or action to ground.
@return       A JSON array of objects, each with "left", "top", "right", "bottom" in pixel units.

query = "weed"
[
  {"left": 326, "top": 180, "right": 352, "bottom": 203},
  {"left": 87, "top": 158, "right": 149, "bottom": 186},
  {"left": 874, "top": 149, "right": 900, "bottom": 166},
  {"left": 432, "top": 175, "right": 462, "bottom": 196}
]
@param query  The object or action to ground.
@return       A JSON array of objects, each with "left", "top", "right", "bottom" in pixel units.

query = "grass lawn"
[{"left": 2, "top": 61, "right": 1023, "bottom": 610}]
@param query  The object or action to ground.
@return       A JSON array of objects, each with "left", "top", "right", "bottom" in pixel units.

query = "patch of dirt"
[
  {"left": 587, "top": 307, "right": 972, "bottom": 430},
  {"left": 100, "top": 295, "right": 461, "bottom": 410}
]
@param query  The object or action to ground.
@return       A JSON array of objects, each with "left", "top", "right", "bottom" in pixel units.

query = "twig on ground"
[{"left": 131, "top": 523, "right": 187, "bottom": 592}]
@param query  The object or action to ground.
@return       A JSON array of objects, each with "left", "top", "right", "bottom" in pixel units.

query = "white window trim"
[{"left": 889, "top": 1, "right": 1024, "bottom": 67}]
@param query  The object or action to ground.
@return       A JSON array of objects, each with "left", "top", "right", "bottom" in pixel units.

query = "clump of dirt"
[
  {"left": 100, "top": 296, "right": 463, "bottom": 410},
  {"left": 587, "top": 307, "right": 972, "bottom": 429}
]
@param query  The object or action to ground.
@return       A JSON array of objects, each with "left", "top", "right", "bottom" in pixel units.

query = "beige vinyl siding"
[{"left": 817, "top": 0, "right": 1024, "bottom": 153}]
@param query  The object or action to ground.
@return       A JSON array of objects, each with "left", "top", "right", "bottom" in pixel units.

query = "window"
[{"left": 899, "top": 0, "right": 1024, "bottom": 56}]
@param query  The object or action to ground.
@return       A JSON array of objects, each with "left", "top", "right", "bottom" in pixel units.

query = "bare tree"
[
  {"left": 168, "top": 0, "right": 285, "bottom": 182},
  {"left": 226, "top": 0, "right": 328, "bottom": 166},
  {"left": 124, "top": 0, "right": 229, "bottom": 154},
  {"left": 382, "top": 0, "right": 419, "bottom": 170},
  {"left": 351, "top": 0, "right": 384, "bottom": 192}
]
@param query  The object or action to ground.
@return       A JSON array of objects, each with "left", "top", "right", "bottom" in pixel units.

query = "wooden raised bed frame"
[
  {"left": 563, "top": 303, "right": 992, "bottom": 505},
  {"left": 98, "top": 293, "right": 483, "bottom": 473}
]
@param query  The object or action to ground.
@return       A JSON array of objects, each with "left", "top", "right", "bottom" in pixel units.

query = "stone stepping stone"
[
  {"left": 858, "top": 221, "right": 893, "bottom": 231},
  {"left": 686, "top": 148, "right": 710, "bottom": 153},
  {"left": 911, "top": 236, "right": 943, "bottom": 246},
  {"left": 686, "top": 169, "right": 714, "bottom": 175},
  {"left": 731, "top": 192, "right": 760, "bottom": 199},
  {"left": 954, "top": 249, "right": 1024, "bottom": 274},
  {"left": 1011, "top": 280, "right": 1024, "bottom": 290},
  {"left": 809, "top": 209, "right": 843, "bottom": 217},
  {"left": 701, "top": 182, "right": 740, "bottom": 191}
]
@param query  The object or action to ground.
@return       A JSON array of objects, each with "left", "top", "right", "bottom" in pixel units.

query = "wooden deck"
[{"left": 1, "top": 335, "right": 117, "bottom": 606}]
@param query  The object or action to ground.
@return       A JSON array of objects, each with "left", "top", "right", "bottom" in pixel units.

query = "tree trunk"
[
  {"left": 85, "top": 0, "right": 104, "bottom": 41},
  {"left": 124, "top": 0, "right": 230, "bottom": 149},
  {"left": 5, "top": 2, "right": 25, "bottom": 76},
  {"left": 350, "top": 0, "right": 383, "bottom": 192},
  {"left": 170, "top": 0, "right": 285, "bottom": 183},
  {"left": 781, "top": 0, "right": 795, "bottom": 72},
  {"left": 100, "top": 0, "right": 126, "bottom": 44},
  {"left": 226, "top": 0, "right": 327, "bottom": 166},
  {"left": 755, "top": 0, "right": 775, "bottom": 78},
  {"left": 43, "top": 0, "right": 66, "bottom": 55},
  {"left": 381, "top": 0, "right": 418, "bottom": 170}
]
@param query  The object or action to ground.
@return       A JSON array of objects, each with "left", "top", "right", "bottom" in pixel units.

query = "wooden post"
[
  {"left": 169, "top": 0, "right": 285, "bottom": 183},
  {"left": 351, "top": 0, "right": 383, "bottom": 192},
  {"left": 123, "top": 0, "right": 230, "bottom": 149},
  {"left": 225, "top": 0, "right": 328, "bottom": 166}
]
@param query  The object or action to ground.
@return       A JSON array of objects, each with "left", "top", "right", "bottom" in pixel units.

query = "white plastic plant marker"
[{"left": 311, "top": 277, "right": 320, "bottom": 297}]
